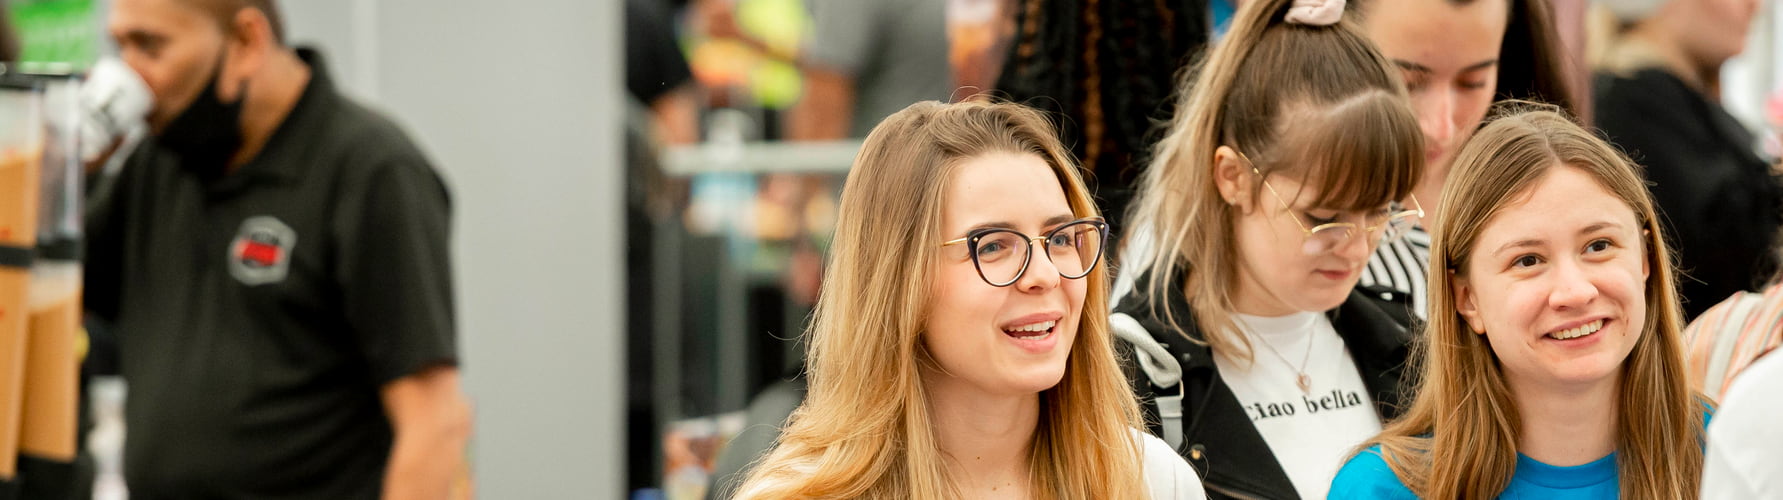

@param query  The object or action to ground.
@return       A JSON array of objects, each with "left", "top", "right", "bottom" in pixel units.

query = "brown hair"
[
  {"left": 734, "top": 100, "right": 1148, "bottom": 499},
  {"left": 1358, "top": 104, "right": 1706, "bottom": 499},
  {"left": 0, "top": 0, "right": 19, "bottom": 63},
  {"left": 182, "top": 0, "right": 285, "bottom": 43},
  {"left": 1350, "top": 0, "right": 1582, "bottom": 119},
  {"left": 1125, "top": 0, "right": 1424, "bottom": 361}
]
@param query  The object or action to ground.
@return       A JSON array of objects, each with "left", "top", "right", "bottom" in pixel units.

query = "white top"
[
  {"left": 1214, "top": 311, "right": 1382, "bottom": 500},
  {"left": 1360, "top": 226, "right": 1432, "bottom": 319},
  {"left": 1139, "top": 429, "right": 1208, "bottom": 500},
  {"left": 1702, "top": 352, "right": 1783, "bottom": 500},
  {"left": 733, "top": 429, "right": 1207, "bottom": 499}
]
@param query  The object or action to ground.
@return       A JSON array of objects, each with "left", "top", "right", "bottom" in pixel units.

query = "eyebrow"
[
  {"left": 116, "top": 29, "right": 167, "bottom": 45},
  {"left": 968, "top": 214, "right": 1078, "bottom": 233},
  {"left": 1392, "top": 59, "right": 1500, "bottom": 74},
  {"left": 1491, "top": 221, "right": 1625, "bottom": 257}
]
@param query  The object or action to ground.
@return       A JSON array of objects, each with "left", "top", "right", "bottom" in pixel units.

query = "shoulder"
[
  {"left": 1712, "top": 354, "right": 1783, "bottom": 433},
  {"left": 1135, "top": 430, "right": 1206, "bottom": 500},
  {"left": 311, "top": 93, "right": 438, "bottom": 178},
  {"left": 1329, "top": 445, "right": 1419, "bottom": 500}
]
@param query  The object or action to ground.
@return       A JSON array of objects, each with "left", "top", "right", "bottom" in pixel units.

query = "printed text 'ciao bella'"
[{"left": 1245, "top": 390, "right": 1365, "bottom": 421}]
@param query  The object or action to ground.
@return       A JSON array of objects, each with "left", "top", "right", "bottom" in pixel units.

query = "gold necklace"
[{"left": 1250, "top": 321, "right": 1316, "bottom": 393}]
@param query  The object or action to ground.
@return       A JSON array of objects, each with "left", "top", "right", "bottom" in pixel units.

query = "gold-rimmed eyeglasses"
[{"left": 1238, "top": 151, "right": 1424, "bottom": 255}]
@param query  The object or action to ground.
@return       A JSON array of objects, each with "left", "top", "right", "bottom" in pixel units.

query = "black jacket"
[
  {"left": 1595, "top": 68, "right": 1782, "bottom": 319},
  {"left": 1115, "top": 276, "right": 1418, "bottom": 500}
]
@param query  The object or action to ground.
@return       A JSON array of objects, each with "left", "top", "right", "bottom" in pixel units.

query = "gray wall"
[{"left": 283, "top": 1, "right": 625, "bottom": 498}]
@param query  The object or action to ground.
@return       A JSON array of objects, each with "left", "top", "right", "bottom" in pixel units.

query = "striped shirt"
[
  {"left": 1684, "top": 282, "right": 1783, "bottom": 400},
  {"left": 1359, "top": 227, "right": 1431, "bottom": 320}
]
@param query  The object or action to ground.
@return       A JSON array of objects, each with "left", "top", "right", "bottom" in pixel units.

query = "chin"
[
  {"left": 1302, "top": 292, "right": 1350, "bottom": 313},
  {"left": 1546, "top": 359, "right": 1626, "bottom": 386},
  {"left": 1010, "top": 365, "right": 1070, "bottom": 394}
]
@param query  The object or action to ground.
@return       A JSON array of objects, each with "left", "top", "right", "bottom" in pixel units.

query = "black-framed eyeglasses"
[
  {"left": 940, "top": 217, "right": 1109, "bottom": 287},
  {"left": 1237, "top": 151, "right": 1425, "bottom": 255}
]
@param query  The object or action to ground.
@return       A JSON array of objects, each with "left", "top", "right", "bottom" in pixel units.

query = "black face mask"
[{"left": 157, "top": 48, "right": 245, "bottom": 181}]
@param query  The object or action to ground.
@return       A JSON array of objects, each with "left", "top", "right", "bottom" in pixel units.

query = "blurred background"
[{"left": 3, "top": 0, "right": 1782, "bottom": 498}]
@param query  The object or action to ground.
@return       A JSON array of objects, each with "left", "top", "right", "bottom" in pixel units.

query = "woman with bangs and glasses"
[
  {"left": 730, "top": 100, "right": 1204, "bottom": 500},
  {"left": 1330, "top": 105, "right": 1711, "bottom": 499},
  {"left": 1113, "top": 0, "right": 1426, "bottom": 498}
]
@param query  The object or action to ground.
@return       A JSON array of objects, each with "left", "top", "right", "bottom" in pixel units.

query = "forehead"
[
  {"left": 1473, "top": 166, "right": 1638, "bottom": 247},
  {"left": 943, "top": 153, "right": 1072, "bottom": 226},
  {"left": 109, "top": 0, "right": 213, "bottom": 35},
  {"left": 1362, "top": 0, "right": 1509, "bottom": 64}
]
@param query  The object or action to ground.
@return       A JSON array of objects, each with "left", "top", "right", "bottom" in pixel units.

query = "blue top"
[
  {"left": 1329, "top": 447, "right": 1619, "bottom": 499},
  {"left": 1330, "top": 411, "right": 1713, "bottom": 499}
]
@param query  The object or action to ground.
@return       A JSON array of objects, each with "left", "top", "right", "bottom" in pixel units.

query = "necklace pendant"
[{"left": 1296, "top": 373, "right": 1312, "bottom": 393}]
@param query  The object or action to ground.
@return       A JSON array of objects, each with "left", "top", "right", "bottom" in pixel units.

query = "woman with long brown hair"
[
  {"left": 1331, "top": 106, "right": 1710, "bottom": 499},
  {"left": 731, "top": 100, "right": 1202, "bottom": 499}
]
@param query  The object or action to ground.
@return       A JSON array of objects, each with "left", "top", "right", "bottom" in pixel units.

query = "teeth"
[
  {"left": 1551, "top": 319, "right": 1603, "bottom": 340},
  {"left": 1007, "top": 320, "right": 1056, "bottom": 333}
]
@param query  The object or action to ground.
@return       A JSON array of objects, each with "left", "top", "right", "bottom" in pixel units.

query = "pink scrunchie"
[{"left": 1284, "top": 0, "right": 1345, "bottom": 26}]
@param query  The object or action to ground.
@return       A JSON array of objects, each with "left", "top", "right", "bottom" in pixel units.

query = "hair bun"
[{"left": 1284, "top": 0, "right": 1345, "bottom": 26}]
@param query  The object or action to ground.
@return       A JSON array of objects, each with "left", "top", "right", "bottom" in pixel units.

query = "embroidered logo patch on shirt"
[{"left": 228, "top": 216, "right": 297, "bottom": 286}]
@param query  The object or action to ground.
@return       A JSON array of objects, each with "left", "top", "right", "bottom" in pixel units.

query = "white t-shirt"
[
  {"left": 733, "top": 429, "right": 1207, "bottom": 499},
  {"left": 1214, "top": 312, "right": 1382, "bottom": 500},
  {"left": 1138, "top": 430, "right": 1208, "bottom": 500},
  {"left": 1702, "top": 352, "right": 1783, "bottom": 500}
]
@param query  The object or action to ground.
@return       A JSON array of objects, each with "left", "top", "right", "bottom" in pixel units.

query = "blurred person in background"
[
  {"left": 1594, "top": 0, "right": 1776, "bottom": 320},
  {"left": 627, "top": 0, "right": 700, "bottom": 145},
  {"left": 1700, "top": 350, "right": 1783, "bottom": 499},
  {"left": 1348, "top": 0, "right": 1579, "bottom": 319},
  {"left": 785, "top": 0, "right": 952, "bottom": 141},
  {"left": 993, "top": 0, "right": 1211, "bottom": 238},
  {"left": 85, "top": 0, "right": 470, "bottom": 498},
  {"left": 0, "top": 0, "right": 17, "bottom": 63},
  {"left": 1682, "top": 266, "right": 1783, "bottom": 400}
]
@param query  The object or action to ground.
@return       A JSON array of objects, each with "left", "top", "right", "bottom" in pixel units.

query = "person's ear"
[
  {"left": 1453, "top": 270, "right": 1486, "bottom": 335},
  {"left": 1641, "top": 228, "right": 1651, "bottom": 281},
  {"left": 1213, "top": 146, "right": 1254, "bottom": 212},
  {"left": 218, "top": 8, "right": 277, "bottom": 100}
]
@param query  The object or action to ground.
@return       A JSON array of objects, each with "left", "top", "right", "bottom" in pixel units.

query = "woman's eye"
[
  {"left": 1047, "top": 232, "right": 1074, "bottom": 248},
  {"left": 1401, "top": 73, "right": 1427, "bottom": 92},
  {"left": 976, "top": 241, "right": 1007, "bottom": 257},
  {"left": 1585, "top": 239, "right": 1613, "bottom": 253},
  {"left": 1306, "top": 212, "right": 1340, "bottom": 225},
  {"left": 1459, "top": 80, "right": 1488, "bottom": 90},
  {"left": 1512, "top": 255, "right": 1543, "bottom": 269}
]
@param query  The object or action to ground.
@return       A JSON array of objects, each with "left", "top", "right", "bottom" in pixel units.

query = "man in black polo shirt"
[{"left": 86, "top": 0, "right": 471, "bottom": 498}]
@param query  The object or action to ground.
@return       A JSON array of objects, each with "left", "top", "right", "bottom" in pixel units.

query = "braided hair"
[
  {"left": 0, "top": 0, "right": 19, "bottom": 63},
  {"left": 995, "top": 0, "right": 1210, "bottom": 237}
]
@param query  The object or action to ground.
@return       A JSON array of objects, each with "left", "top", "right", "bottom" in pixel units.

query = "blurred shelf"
[{"left": 662, "top": 140, "right": 862, "bottom": 175}]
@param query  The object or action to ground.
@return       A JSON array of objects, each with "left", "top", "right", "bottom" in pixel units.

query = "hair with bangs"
[
  {"left": 733, "top": 100, "right": 1149, "bottom": 499},
  {"left": 1355, "top": 104, "right": 1705, "bottom": 499},
  {"left": 1125, "top": 0, "right": 1423, "bottom": 362}
]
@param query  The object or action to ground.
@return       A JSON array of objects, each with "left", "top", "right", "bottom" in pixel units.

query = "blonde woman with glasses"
[
  {"left": 730, "top": 100, "right": 1203, "bottom": 499},
  {"left": 1113, "top": 0, "right": 1427, "bottom": 497}
]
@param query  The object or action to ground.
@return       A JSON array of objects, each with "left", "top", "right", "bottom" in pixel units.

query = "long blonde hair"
[
  {"left": 1361, "top": 105, "right": 1706, "bottom": 499},
  {"left": 1125, "top": 0, "right": 1423, "bottom": 361},
  {"left": 732, "top": 101, "right": 1148, "bottom": 499}
]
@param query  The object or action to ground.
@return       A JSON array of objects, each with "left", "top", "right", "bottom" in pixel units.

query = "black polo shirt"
[{"left": 83, "top": 49, "right": 457, "bottom": 500}]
